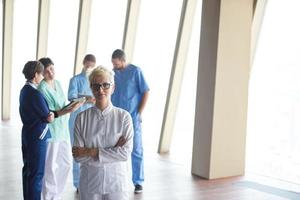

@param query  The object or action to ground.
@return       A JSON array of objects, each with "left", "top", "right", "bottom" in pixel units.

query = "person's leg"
[
  {"left": 22, "top": 137, "right": 29, "bottom": 200},
  {"left": 69, "top": 118, "right": 80, "bottom": 189},
  {"left": 41, "top": 141, "right": 59, "bottom": 200},
  {"left": 55, "top": 141, "right": 72, "bottom": 199},
  {"left": 131, "top": 118, "right": 144, "bottom": 188},
  {"left": 105, "top": 192, "right": 130, "bottom": 200},
  {"left": 28, "top": 138, "right": 48, "bottom": 200},
  {"left": 72, "top": 161, "right": 80, "bottom": 189},
  {"left": 78, "top": 167, "right": 104, "bottom": 200}
]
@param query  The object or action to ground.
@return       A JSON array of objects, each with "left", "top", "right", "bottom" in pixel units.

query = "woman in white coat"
[{"left": 72, "top": 66, "right": 133, "bottom": 200}]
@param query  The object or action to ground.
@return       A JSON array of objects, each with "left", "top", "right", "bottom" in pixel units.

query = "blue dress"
[
  {"left": 111, "top": 64, "right": 149, "bottom": 186},
  {"left": 19, "top": 83, "right": 51, "bottom": 200},
  {"left": 68, "top": 72, "right": 94, "bottom": 188}
]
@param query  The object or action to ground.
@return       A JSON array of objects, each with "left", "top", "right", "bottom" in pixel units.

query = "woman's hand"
[
  {"left": 68, "top": 101, "right": 84, "bottom": 112},
  {"left": 72, "top": 146, "right": 98, "bottom": 158},
  {"left": 114, "top": 136, "right": 126, "bottom": 147},
  {"left": 85, "top": 96, "right": 96, "bottom": 104},
  {"left": 47, "top": 112, "right": 54, "bottom": 122}
]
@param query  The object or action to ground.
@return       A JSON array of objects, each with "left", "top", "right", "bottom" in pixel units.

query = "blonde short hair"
[{"left": 89, "top": 65, "right": 115, "bottom": 85}]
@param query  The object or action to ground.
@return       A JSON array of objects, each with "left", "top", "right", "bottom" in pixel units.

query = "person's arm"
[
  {"left": 97, "top": 113, "right": 133, "bottom": 163},
  {"left": 73, "top": 135, "right": 128, "bottom": 158},
  {"left": 138, "top": 90, "right": 149, "bottom": 114},
  {"left": 53, "top": 101, "right": 83, "bottom": 118},
  {"left": 68, "top": 77, "right": 78, "bottom": 101},
  {"left": 135, "top": 67, "right": 150, "bottom": 115},
  {"left": 84, "top": 96, "right": 96, "bottom": 104},
  {"left": 72, "top": 113, "right": 93, "bottom": 164}
]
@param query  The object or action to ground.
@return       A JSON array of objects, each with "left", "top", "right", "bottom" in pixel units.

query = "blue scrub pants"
[
  {"left": 69, "top": 123, "right": 80, "bottom": 189},
  {"left": 22, "top": 136, "right": 47, "bottom": 200},
  {"left": 132, "top": 116, "right": 144, "bottom": 185},
  {"left": 72, "top": 160, "right": 80, "bottom": 188}
]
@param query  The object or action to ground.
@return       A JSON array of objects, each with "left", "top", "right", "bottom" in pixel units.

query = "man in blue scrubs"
[
  {"left": 68, "top": 54, "right": 96, "bottom": 191},
  {"left": 111, "top": 49, "right": 149, "bottom": 194}
]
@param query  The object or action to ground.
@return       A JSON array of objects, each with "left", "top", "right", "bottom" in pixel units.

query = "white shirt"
[{"left": 73, "top": 103, "right": 133, "bottom": 195}]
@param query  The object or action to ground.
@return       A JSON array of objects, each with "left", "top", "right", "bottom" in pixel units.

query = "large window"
[
  {"left": 0, "top": 2, "right": 2, "bottom": 116},
  {"left": 87, "top": 0, "right": 127, "bottom": 67},
  {"left": 47, "top": 0, "right": 79, "bottom": 95},
  {"left": 169, "top": 0, "right": 202, "bottom": 165},
  {"left": 247, "top": 0, "right": 300, "bottom": 186},
  {"left": 11, "top": 0, "right": 39, "bottom": 122},
  {"left": 132, "top": 0, "right": 182, "bottom": 151}
]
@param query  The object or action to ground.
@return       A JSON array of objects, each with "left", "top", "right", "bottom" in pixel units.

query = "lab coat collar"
[{"left": 93, "top": 103, "right": 113, "bottom": 118}]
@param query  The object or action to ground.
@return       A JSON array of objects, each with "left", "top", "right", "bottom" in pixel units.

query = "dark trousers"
[{"left": 22, "top": 136, "right": 47, "bottom": 200}]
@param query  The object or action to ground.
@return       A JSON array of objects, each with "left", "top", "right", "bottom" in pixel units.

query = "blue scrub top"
[
  {"left": 111, "top": 64, "right": 149, "bottom": 119},
  {"left": 68, "top": 71, "right": 94, "bottom": 113},
  {"left": 68, "top": 72, "right": 94, "bottom": 137}
]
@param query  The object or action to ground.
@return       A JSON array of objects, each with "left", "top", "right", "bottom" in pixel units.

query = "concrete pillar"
[
  {"left": 192, "top": 0, "right": 252, "bottom": 179},
  {"left": 1, "top": 0, "right": 14, "bottom": 120}
]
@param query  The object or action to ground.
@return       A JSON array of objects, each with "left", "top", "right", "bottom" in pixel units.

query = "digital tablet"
[
  {"left": 62, "top": 97, "right": 86, "bottom": 110},
  {"left": 72, "top": 97, "right": 86, "bottom": 102}
]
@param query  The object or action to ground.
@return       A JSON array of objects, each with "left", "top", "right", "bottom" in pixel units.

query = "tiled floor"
[{"left": 1, "top": 119, "right": 300, "bottom": 200}]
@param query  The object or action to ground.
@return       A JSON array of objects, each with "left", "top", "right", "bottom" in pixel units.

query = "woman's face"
[
  {"left": 91, "top": 75, "right": 114, "bottom": 104},
  {"left": 43, "top": 64, "right": 55, "bottom": 81}
]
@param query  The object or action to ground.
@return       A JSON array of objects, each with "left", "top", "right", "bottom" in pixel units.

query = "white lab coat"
[{"left": 73, "top": 104, "right": 133, "bottom": 200}]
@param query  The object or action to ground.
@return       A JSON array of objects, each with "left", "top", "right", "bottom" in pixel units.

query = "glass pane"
[
  {"left": 132, "top": 0, "right": 182, "bottom": 150},
  {"left": 0, "top": 2, "right": 2, "bottom": 115},
  {"left": 11, "top": 0, "right": 38, "bottom": 121},
  {"left": 47, "top": 0, "right": 79, "bottom": 95},
  {"left": 247, "top": 0, "right": 300, "bottom": 186},
  {"left": 87, "top": 0, "right": 127, "bottom": 67},
  {"left": 170, "top": 0, "right": 202, "bottom": 166}
]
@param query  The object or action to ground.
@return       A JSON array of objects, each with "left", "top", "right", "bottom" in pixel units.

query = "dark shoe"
[{"left": 134, "top": 184, "right": 143, "bottom": 194}]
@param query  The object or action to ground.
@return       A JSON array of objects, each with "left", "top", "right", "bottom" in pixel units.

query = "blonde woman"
[{"left": 72, "top": 66, "right": 133, "bottom": 200}]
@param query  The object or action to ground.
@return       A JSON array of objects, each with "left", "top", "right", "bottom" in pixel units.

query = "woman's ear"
[
  {"left": 33, "top": 72, "right": 39, "bottom": 81},
  {"left": 111, "top": 84, "right": 115, "bottom": 94}
]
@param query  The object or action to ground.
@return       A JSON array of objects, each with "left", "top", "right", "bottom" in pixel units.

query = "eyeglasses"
[{"left": 91, "top": 82, "right": 112, "bottom": 91}]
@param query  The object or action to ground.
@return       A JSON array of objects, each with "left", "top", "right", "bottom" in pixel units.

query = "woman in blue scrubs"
[{"left": 19, "top": 61, "right": 54, "bottom": 200}]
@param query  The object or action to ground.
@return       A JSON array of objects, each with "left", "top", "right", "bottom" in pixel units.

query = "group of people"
[{"left": 19, "top": 49, "right": 150, "bottom": 200}]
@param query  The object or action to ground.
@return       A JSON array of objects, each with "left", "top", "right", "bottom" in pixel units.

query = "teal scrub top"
[{"left": 38, "top": 80, "right": 70, "bottom": 142}]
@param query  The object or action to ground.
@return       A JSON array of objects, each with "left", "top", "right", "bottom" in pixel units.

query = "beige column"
[
  {"left": 158, "top": 0, "right": 198, "bottom": 153},
  {"left": 36, "top": 0, "right": 50, "bottom": 59},
  {"left": 122, "top": 0, "right": 141, "bottom": 63},
  {"left": 192, "top": 0, "right": 252, "bottom": 179},
  {"left": 1, "top": 0, "right": 14, "bottom": 120},
  {"left": 74, "top": 0, "right": 92, "bottom": 75}
]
